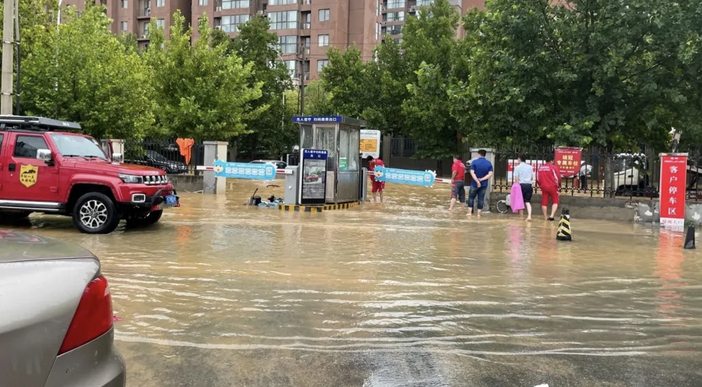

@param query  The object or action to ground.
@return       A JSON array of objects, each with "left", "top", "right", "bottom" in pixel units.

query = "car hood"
[
  {"left": 0, "top": 231, "right": 96, "bottom": 263},
  {"left": 67, "top": 159, "right": 165, "bottom": 175}
]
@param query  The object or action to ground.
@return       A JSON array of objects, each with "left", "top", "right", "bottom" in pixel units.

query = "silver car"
[{"left": 0, "top": 230, "right": 126, "bottom": 387}]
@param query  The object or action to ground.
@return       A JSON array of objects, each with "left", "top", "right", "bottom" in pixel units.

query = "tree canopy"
[
  {"left": 144, "top": 12, "right": 264, "bottom": 140},
  {"left": 21, "top": 4, "right": 154, "bottom": 139}
]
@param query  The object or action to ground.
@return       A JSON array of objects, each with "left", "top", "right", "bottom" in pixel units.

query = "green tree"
[
  {"left": 231, "top": 14, "right": 295, "bottom": 158},
  {"left": 363, "top": 37, "right": 410, "bottom": 135},
  {"left": 116, "top": 32, "right": 138, "bottom": 55},
  {"left": 401, "top": 0, "right": 462, "bottom": 158},
  {"left": 455, "top": 0, "right": 702, "bottom": 190},
  {"left": 145, "top": 12, "right": 264, "bottom": 140},
  {"left": 303, "top": 80, "right": 333, "bottom": 115},
  {"left": 21, "top": 4, "right": 154, "bottom": 139},
  {"left": 321, "top": 46, "right": 380, "bottom": 119}
]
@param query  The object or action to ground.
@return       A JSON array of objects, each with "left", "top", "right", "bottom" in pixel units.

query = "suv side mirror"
[
  {"left": 37, "top": 149, "right": 52, "bottom": 163},
  {"left": 112, "top": 153, "right": 124, "bottom": 163}
]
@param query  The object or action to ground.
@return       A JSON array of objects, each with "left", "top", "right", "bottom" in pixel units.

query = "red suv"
[{"left": 0, "top": 116, "right": 179, "bottom": 234}]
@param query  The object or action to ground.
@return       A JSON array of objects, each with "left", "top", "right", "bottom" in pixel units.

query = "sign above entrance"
[
  {"left": 360, "top": 129, "right": 381, "bottom": 159},
  {"left": 211, "top": 160, "right": 277, "bottom": 180},
  {"left": 292, "top": 116, "right": 343, "bottom": 123},
  {"left": 373, "top": 166, "right": 436, "bottom": 187}
]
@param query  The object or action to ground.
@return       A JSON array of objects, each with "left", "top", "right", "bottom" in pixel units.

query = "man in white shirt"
[
  {"left": 579, "top": 161, "right": 593, "bottom": 191},
  {"left": 513, "top": 155, "right": 533, "bottom": 220}
]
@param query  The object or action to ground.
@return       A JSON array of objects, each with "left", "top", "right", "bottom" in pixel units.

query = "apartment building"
[
  {"left": 382, "top": 0, "right": 482, "bottom": 42},
  {"left": 66, "top": 0, "right": 482, "bottom": 81},
  {"left": 192, "top": 0, "right": 382, "bottom": 83},
  {"left": 68, "top": 0, "right": 191, "bottom": 50}
]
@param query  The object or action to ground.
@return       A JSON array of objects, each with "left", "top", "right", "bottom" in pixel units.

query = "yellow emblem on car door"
[{"left": 19, "top": 165, "right": 39, "bottom": 188}]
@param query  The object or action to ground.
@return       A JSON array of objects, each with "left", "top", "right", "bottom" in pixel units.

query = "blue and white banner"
[
  {"left": 373, "top": 166, "right": 436, "bottom": 187},
  {"left": 212, "top": 160, "right": 277, "bottom": 180},
  {"left": 293, "top": 116, "right": 343, "bottom": 124}
]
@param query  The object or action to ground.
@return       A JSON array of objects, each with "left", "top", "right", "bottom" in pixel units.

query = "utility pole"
[
  {"left": 1, "top": 0, "right": 15, "bottom": 114},
  {"left": 297, "top": 42, "right": 305, "bottom": 115}
]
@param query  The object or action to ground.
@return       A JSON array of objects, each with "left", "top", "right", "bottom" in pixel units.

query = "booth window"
[
  {"left": 300, "top": 125, "right": 314, "bottom": 149},
  {"left": 338, "top": 128, "right": 359, "bottom": 171},
  {"left": 316, "top": 126, "right": 336, "bottom": 171},
  {"left": 339, "top": 129, "right": 349, "bottom": 170},
  {"left": 348, "top": 129, "right": 359, "bottom": 171}
]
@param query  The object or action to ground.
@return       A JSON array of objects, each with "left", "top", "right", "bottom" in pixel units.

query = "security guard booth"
[{"left": 293, "top": 116, "right": 364, "bottom": 204}]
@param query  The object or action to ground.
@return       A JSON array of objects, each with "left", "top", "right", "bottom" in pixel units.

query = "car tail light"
[{"left": 58, "top": 275, "right": 113, "bottom": 355}]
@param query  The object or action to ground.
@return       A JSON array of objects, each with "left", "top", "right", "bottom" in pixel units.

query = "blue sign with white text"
[
  {"left": 212, "top": 160, "right": 277, "bottom": 180},
  {"left": 293, "top": 116, "right": 343, "bottom": 124},
  {"left": 373, "top": 166, "right": 436, "bottom": 187},
  {"left": 303, "top": 149, "right": 329, "bottom": 160}
]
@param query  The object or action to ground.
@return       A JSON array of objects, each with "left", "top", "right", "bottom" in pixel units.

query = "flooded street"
[{"left": 11, "top": 181, "right": 702, "bottom": 386}]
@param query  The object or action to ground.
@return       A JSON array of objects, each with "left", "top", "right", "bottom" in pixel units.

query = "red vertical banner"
[
  {"left": 659, "top": 153, "right": 687, "bottom": 231},
  {"left": 554, "top": 147, "right": 582, "bottom": 178}
]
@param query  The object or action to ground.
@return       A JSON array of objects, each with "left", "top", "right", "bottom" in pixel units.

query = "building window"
[
  {"left": 417, "top": 0, "right": 433, "bottom": 6},
  {"left": 269, "top": 0, "right": 296, "bottom": 4},
  {"left": 157, "top": 0, "right": 165, "bottom": 6},
  {"left": 317, "top": 59, "right": 328, "bottom": 72},
  {"left": 121, "top": 21, "right": 128, "bottom": 31},
  {"left": 318, "top": 9, "right": 329, "bottom": 22},
  {"left": 318, "top": 34, "right": 329, "bottom": 47},
  {"left": 375, "top": 22, "right": 380, "bottom": 40},
  {"left": 268, "top": 11, "right": 297, "bottom": 30},
  {"left": 222, "top": 0, "right": 250, "bottom": 9},
  {"left": 156, "top": 18, "right": 165, "bottom": 28},
  {"left": 279, "top": 35, "right": 298, "bottom": 54},
  {"left": 198, "top": 0, "right": 207, "bottom": 5},
  {"left": 221, "top": 14, "right": 250, "bottom": 32},
  {"left": 284, "top": 60, "right": 296, "bottom": 76},
  {"left": 385, "top": 11, "right": 405, "bottom": 22},
  {"left": 121, "top": 0, "right": 127, "bottom": 8},
  {"left": 387, "top": 0, "right": 405, "bottom": 9},
  {"left": 389, "top": 25, "right": 402, "bottom": 35}
]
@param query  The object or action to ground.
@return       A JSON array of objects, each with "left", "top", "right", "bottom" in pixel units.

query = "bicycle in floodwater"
[{"left": 495, "top": 194, "right": 511, "bottom": 214}]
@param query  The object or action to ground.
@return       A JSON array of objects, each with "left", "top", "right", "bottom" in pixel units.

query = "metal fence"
[
  {"left": 124, "top": 138, "right": 205, "bottom": 175},
  {"left": 491, "top": 147, "right": 702, "bottom": 201}
]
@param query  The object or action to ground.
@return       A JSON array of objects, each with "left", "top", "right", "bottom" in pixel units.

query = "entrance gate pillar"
[{"left": 203, "top": 141, "right": 228, "bottom": 195}]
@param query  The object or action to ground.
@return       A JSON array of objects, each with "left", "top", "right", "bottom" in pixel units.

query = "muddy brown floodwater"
[{"left": 10, "top": 180, "right": 702, "bottom": 386}]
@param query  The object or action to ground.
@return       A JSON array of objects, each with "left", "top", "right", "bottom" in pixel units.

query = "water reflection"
[{"left": 7, "top": 180, "right": 702, "bottom": 386}]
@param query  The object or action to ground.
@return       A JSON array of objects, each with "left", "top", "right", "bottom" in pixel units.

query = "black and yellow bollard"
[
  {"left": 684, "top": 225, "right": 696, "bottom": 249},
  {"left": 556, "top": 208, "right": 572, "bottom": 241}
]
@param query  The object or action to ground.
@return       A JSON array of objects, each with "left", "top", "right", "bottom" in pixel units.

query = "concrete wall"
[
  {"left": 169, "top": 175, "right": 204, "bottom": 193},
  {"left": 490, "top": 193, "right": 639, "bottom": 222},
  {"left": 635, "top": 201, "right": 702, "bottom": 225}
]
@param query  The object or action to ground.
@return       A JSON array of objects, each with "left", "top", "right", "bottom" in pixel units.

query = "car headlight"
[{"left": 119, "top": 174, "right": 144, "bottom": 184}]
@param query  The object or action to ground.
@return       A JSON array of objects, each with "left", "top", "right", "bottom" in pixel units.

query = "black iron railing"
[{"left": 124, "top": 138, "right": 204, "bottom": 175}]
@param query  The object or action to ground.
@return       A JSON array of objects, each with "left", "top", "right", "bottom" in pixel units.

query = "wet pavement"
[{"left": 7, "top": 181, "right": 702, "bottom": 386}]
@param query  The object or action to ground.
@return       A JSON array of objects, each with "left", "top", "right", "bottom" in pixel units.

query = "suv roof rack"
[{"left": 0, "top": 115, "right": 81, "bottom": 132}]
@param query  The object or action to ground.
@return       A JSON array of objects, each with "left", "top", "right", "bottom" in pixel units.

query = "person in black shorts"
[{"left": 513, "top": 155, "right": 534, "bottom": 220}]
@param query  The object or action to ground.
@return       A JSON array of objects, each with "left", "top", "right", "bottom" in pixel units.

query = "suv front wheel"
[
  {"left": 72, "top": 192, "right": 121, "bottom": 234},
  {"left": 126, "top": 210, "right": 163, "bottom": 228}
]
